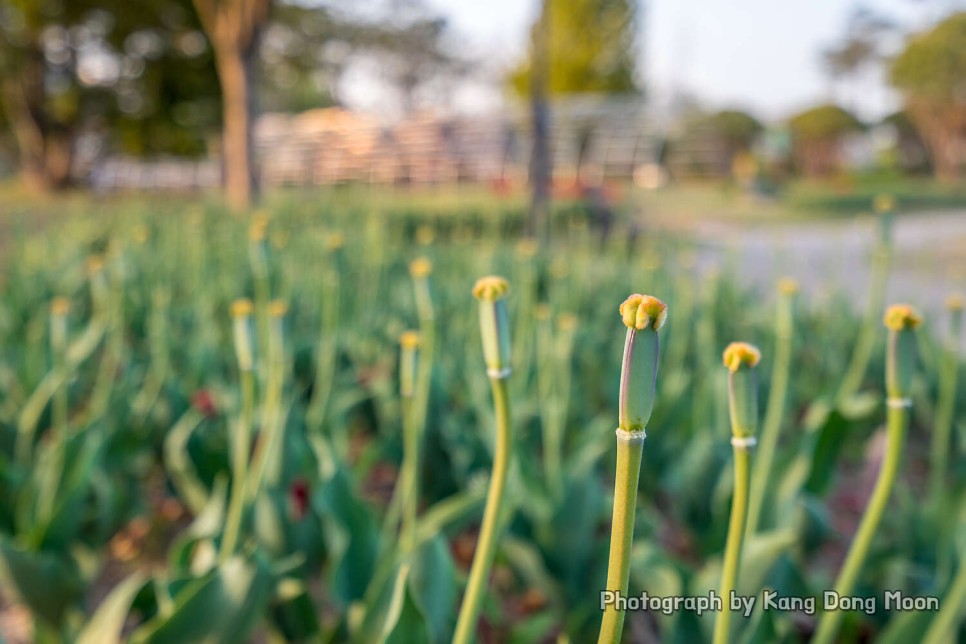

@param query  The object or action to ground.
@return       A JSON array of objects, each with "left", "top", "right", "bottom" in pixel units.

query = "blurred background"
[
  {"left": 2, "top": 0, "right": 966, "bottom": 307},
  {"left": 1, "top": 1, "right": 966, "bottom": 643}
]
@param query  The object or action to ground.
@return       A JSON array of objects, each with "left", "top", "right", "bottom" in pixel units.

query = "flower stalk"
[
  {"left": 837, "top": 196, "right": 894, "bottom": 403},
  {"left": 929, "top": 294, "right": 962, "bottom": 507},
  {"left": 813, "top": 304, "right": 922, "bottom": 644},
  {"left": 598, "top": 294, "right": 666, "bottom": 644},
  {"left": 746, "top": 278, "right": 796, "bottom": 536},
  {"left": 714, "top": 341, "right": 761, "bottom": 644},
  {"left": 221, "top": 299, "right": 256, "bottom": 562},
  {"left": 453, "top": 276, "right": 512, "bottom": 644}
]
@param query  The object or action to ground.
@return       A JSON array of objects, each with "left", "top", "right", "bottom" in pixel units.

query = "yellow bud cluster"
[
  {"left": 410, "top": 257, "right": 433, "bottom": 278},
  {"left": 472, "top": 276, "right": 510, "bottom": 302},
  {"left": 230, "top": 299, "right": 254, "bottom": 318},
  {"left": 723, "top": 342, "right": 762, "bottom": 373},
  {"left": 883, "top": 304, "right": 923, "bottom": 331},
  {"left": 619, "top": 294, "right": 667, "bottom": 331}
]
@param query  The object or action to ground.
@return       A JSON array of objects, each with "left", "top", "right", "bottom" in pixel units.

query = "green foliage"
[
  {"left": 509, "top": 0, "right": 638, "bottom": 95},
  {"left": 0, "top": 0, "right": 219, "bottom": 159},
  {"left": 707, "top": 110, "right": 763, "bottom": 151},
  {"left": 890, "top": 12, "right": 966, "bottom": 101},
  {"left": 0, "top": 192, "right": 962, "bottom": 641},
  {"left": 787, "top": 104, "right": 863, "bottom": 142}
]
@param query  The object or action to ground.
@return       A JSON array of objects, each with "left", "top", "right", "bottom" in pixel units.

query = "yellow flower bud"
[
  {"left": 722, "top": 342, "right": 762, "bottom": 373},
  {"left": 883, "top": 304, "right": 923, "bottom": 331},
  {"left": 399, "top": 330, "right": 421, "bottom": 349},
  {"left": 873, "top": 193, "right": 896, "bottom": 214},
  {"left": 268, "top": 300, "right": 289, "bottom": 318},
  {"left": 619, "top": 294, "right": 667, "bottom": 331},
  {"left": 230, "top": 299, "right": 254, "bottom": 318},
  {"left": 410, "top": 258, "right": 433, "bottom": 279},
  {"left": 50, "top": 297, "right": 70, "bottom": 316},
  {"left": 777, "top": 277, "right": 799, "bottom": 295},
  {"left": 472, "top": 276, "right": 510, "bottom": 302}
]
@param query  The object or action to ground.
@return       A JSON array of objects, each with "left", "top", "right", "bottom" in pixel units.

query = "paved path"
[{"left": 660, "top": 210, "right": 966, "bottom": 339}]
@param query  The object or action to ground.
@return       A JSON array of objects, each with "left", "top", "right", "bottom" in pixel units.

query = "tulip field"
[{"left": 0, "top": 192, "right": 963, "bottom": 643}]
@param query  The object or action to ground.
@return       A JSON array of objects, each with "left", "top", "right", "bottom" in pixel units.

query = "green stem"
[
  {"left": 837, "top": 247, "right": 889, "bottom": 403},
  {"left": 598, "top": 433, "right": 645, "bottom": 644},
  {"left": 746, "top": 310, "right": 792, "bottom": 536},
  {"left": 246, "top": 320, "right": 285, "bottom": 500},
  {"left": 221, "top": 368, "right": 254, "bottom": 562},
  {"left": 306, "top": 271, "right": 339, "bottom": 429},
  {"left": 714, "top": 444, "right": 751, "bottom": 644},
  {"left": 812, "top": 405, "right": 907, "bottom": 644},
  {"left": 922, "top": 557, "right": 966, "bottom": 644},
  {"left": 400, "top": 394, "right": 420, "bottom": 551},
  {"left": 929, "top": 332, "right": 959, "bottom": 506},
  {"left": 452, "top": 376, "right": 511, "bottom": 644}
]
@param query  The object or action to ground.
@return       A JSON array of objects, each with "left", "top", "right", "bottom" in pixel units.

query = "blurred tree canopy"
[
  {"left": 821, "top": 6, "right": 893, "bottom": 110},
  {"left": 890, "top": 12, "right": 966, "bottom": 182},
  {"left": 0, "top": 0, "right": 461, "bottom": 194},
  {"left": 0, "top": 0, "right": 219, "bottom": 188},
  {"left": 787, "top": 104, "right": 863, "bottom": 178},
  {"left": 706, "top": 110, "right": 762, "bottom": 153},
  {"left": 509, "top": 0, "right": 638, "bottom": 96}
]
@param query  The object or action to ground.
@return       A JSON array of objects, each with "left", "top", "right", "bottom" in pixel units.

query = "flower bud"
[
  {"left": 617, "top": 294, "right": 666, "bottom": 432},
  {"left": 472, "top": 276, "right": 511, "bottom": 375},
  {"left": 884, "top": 304, "right": 922, "bottom": 399},
  {"left": 231, "top": 298, "right": 254, "bottom": 372},
  {"left": 723, "top": 342, "right": 761, "bottom": 438}
]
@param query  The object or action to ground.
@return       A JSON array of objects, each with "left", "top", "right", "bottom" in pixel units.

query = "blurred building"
[{"left": 90, "top": 95, "right": 657, "bottom": 191}]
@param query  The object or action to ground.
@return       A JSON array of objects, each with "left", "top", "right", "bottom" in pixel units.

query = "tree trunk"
[
  {"left": 1, "top": 54, "right": 55, "bottom": 191},
  {"left": 528, "top": 0, "right": 552, "bottom": 242},
  {"left": 214, "top": 42, "right": 258, "bottom": 211}
]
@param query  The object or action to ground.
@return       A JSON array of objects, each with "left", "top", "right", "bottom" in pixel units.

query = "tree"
[
  {"left": 708, "top": 110, "right": 762, "bottom": 155},
  {"left": 191, "top": 0, "right": 271, "bottom": 211},
  {"left": 0, "top": 0, "right": 217, "bottom": 189},
  {"left": 890, "top": 12, "right": 966, "bottom": 182},
  {"left": 510, "top": 0, "right": 638, "bottom": 96},
  {"left": 821, "top": 7, "right": 894, "bottom": 111},
  {"left": 787, "top": 104, "right": 863, "bottom": 178}
]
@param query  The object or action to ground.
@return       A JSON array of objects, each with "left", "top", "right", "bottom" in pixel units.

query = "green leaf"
[
  {"left": 76, "top": 571, "right": 148, "bottom": 644},
  {"left": 163, "top": 409, "right": 208, "bottom": 516},
  {"left": 804, "top": 410, "right": 852, "bottom": 494},
  {"left": 876, "top": 607, "right": 936, "bottom": 644},
  {"left": 269, "top": 578, "right": 321, "bottom": 642},
  {"left": 0, "top": 537, "right": 84, "bottom": 628},
  {"left": 406, "top": 535, "right": 457, "bottom": 643},
  {"left": 385, "top": 581, "right": 431, "bottom": 644},
  {"left": 131, "top": 555, "right": 273, "bottom": 644}
]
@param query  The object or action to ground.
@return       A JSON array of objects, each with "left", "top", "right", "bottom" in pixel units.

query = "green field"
[{"left": 0, "top": 190, "right": 963, "bottom": 643}]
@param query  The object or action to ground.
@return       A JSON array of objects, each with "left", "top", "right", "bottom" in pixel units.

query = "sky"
[{"left": 420, "top": 0, "right": 958, "bottom": 122}]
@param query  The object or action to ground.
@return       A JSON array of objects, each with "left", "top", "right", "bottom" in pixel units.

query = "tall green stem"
[
  {"left": 746, "top": 286, "right": 794, "bottom": 536},
  {"left": 929, "top": 301, "right": 961, "bottom": 506},
  {"left": 452, "top": 376, "right": 511, "bottom": 644},
  {"left": 598, "top": 294, "right": 666, "bottom": 644},
  {"left": 221, "top": 367, "right": 254, "bottom": 562},
  {"left": 812, "top": 405, "right": 907, "bottom": 644},
  {"left": 714, "top": 444, "right": 751, "bottom": 644},
  {"left": 837, "top": 245, "right": 889, "bottom": 403},
  {"left": 598, "top": 433, "right": 645, "bottom": 644},
  {"left": 922, "top": 557, "right": 966, "bottom": 644}
]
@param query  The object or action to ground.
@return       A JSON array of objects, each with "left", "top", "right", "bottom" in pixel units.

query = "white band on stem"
[
  {"left": 886, "top": 397, "right": 913, "bottom": 409},
  {"left": 487, "top": 366, "right": 512, "bottom": 379},
  {"left": 731, "top": 435, "right": 757, "bottom": 449},
  {"left": 616, "top": 428, "right": 647, "bottom": 441}
]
